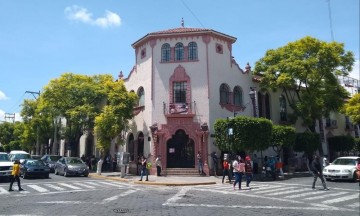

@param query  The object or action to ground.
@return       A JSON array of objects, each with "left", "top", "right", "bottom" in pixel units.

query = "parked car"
[
  {"left": 54, "top": 157, "right": 89, "bottom": 177},
  {"left": 41, "top": 155, "right": 62, "bottom": 172},
  {"left": 20, "top": 159, "right": 50, "bottom": 179},
  {"left": 0, "top": 152, "right": 13, "bottom": 181},
  {"left": 323, "top": 156, "right": 360, "bottom": 182},
  {"left": 31, "top": 155, "right": 42, "bottom": 160},
  {"left": 9, "top": 150, "right": 31, "bottom": 163}
]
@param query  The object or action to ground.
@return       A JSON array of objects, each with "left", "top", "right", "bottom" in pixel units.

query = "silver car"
[{"left": 54, "top": 157, "right": 89, "bottom": 177}]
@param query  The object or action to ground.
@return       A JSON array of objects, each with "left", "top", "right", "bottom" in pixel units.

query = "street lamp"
[{"left": 249, "top": 87, "right": 257, "bottom": 117}]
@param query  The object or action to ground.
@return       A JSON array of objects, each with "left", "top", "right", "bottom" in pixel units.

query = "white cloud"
[
  {"left": 64, "top": 5, "right": 121, "bottom": 28},
  {"left": 0, "top": 90, "right": 9, "bottom": 100}
]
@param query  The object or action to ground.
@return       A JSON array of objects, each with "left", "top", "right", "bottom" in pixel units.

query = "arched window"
[
  {"left": 233, "top": 86, "right": 243, "bottom": 106},
  {"left": 137, "top": 87, "right": 145, "bottom": 106},
  {"left": 175, "top": 43, "right": 184, "bottom": 61},
  {"left": 279, "top": 95, "right": 287, "bottom": 121},
  {"left": 220, "top": 84, "right": 230, "bottom": 104},
  {"left": 173, "top": 82, "right": 187, "bottom": 103},
  {"left": 161, "top": 43, "right": 171, "bottom": 62},
  {"left": 188, "top": 42, "right": 197, "bottom": 61}
]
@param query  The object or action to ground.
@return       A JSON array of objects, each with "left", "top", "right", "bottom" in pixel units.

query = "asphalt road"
[{"left": 0, "top": 174, "right": 359, "bottom": 216}]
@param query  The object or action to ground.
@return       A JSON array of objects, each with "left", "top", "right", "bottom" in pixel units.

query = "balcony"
[{"left": 163, "top": 102, "right": 196, "bottom": 118}]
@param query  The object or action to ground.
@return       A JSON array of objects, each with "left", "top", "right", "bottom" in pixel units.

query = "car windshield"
[
  {"left": 13, "top": 154, "right": 31, "bottom": 160},
  {"left": 66, "top": 158, "right": 83, "bottom": 164},
  {"left": 49, "top": 156, "right": 62, "bottom": 161},
  {"left": 0, "top": 154, "right": 10, "bottom": 161},
  {"left": 332, "top": 158, "right": 356, "bottom": 166},
  {"left": 26, "top": 160, "right": 45, "bottom": 166}
]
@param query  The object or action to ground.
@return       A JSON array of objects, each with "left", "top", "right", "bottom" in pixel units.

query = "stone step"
[{"left": 165, "top": 168, "right": 199, "bottom": 176}]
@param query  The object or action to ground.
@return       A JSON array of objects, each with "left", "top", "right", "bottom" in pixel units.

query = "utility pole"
[
  {"left": 4, "top": 113, "right": 15, "bottom": 123},
  {"left": 326, "top": 0, "right": 335, "bottom": 41},
  {"left": 25, "top": 90, "right": 40, "bottom": 155}
]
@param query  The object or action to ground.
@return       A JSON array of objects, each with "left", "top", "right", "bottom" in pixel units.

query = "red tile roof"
[{"left": 149, "top": 27, "right": 212, "bottom": 35}]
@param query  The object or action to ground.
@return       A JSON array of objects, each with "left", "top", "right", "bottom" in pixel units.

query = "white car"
[
  {"left": 323, "top": 156, "right": 360, "bottom": 181},
  {"left": 0, "top": 152, "right": 13, "bottom": 180}
]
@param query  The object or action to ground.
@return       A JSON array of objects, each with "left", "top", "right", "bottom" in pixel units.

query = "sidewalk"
[{"left": 88, "top": 171, "right": 312, "bottom": 186}]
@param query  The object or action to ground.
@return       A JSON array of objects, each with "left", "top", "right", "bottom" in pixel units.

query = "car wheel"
[
  {"left": 84, "top": 174, "right": 89, "bottom": 177},
  {"left": 44, "top": 173, "right": 49, "bottom": 179}
]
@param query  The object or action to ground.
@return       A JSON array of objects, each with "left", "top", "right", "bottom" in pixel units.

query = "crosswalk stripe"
[
  {"left": 44, "top": 184, "right": 66, "bottom": 191},
  {"left": 253, "top": 186, "right": 296, "bottom": 194},
  {"left": 284, "top": 190, "right": 328, "bottom": 199},
  {"left": 98, "top": 181, "right": 125, "bottom": 187},
  {"left": 271, "top": 188, "right": 311, "bottom": 196},
  {"left": 322, "top": 194, "right": 359, "bottom": 204},
  {"left": 345, "top": 202, "right": 360, "bottom": 208},
  {"left": 303, "top": 192, "right": 348, "bottom": 200},
  {"left": 73, "top": 182, "right": 95, "bottom": 189},
  {"left": 82, "top": 181, "right": 104, "bottom": 186},
  {"left": 0, "top": 187, "right": 10, "bottom": 195},
  {"left": 57, "top": 183, "right": 82, "bottom": 190},
  {"left": 27, "top": 184, "right": 49, "bottom": 193}
]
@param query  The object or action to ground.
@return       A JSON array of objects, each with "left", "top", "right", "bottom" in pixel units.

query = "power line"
[
  {"left": 326, "top": 0, "right": 335, "bottom": 41},
  {"left": 180, "top": 0, "right": 205, "bottom": 28}
]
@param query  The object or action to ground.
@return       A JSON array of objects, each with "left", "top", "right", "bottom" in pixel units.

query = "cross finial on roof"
[{"left": 181, "top": 17, "right": 184, "bottom": 27}]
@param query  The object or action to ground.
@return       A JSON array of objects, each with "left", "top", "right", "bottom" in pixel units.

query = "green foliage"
[
  {"left": 343, "top": 93, "right": 360, "bottom": 125},
  {"left": 294, "top": 132, "right": 321, "bottom": 155},
  {"left": 0, "top": 122, "right": 15, "bottom": 146},
  {"left": 327, "top": 135, "right": 355, "bottom": 152},
  {"left": 271, "top": 125, "right": 296, "bottom": 154},
  {"left": 353, "top": 138, "right": 360, "bottom": 152},
  {"left": 214, "top": 116, "right": 273, "bottom": 152},
  {"left": 254, "top": 36, "right": 354, "bottom": 131},
  {"left": 0, "top": 145, "right": 4, "bottom": 152}
]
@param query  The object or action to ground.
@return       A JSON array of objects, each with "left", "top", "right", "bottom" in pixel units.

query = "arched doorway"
[
  {"left": 167, "top": 129, "right": 195, "bottom": 168},
  {"left": 128, "top": 134, "right": 135, "bottom": 161},
  {"left": 137, "top": 132, "right": 144, "bottom": 157}
]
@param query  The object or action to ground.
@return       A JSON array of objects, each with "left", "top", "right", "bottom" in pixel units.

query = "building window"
[
  {"left": 140, "top": 48, "right": 146, "bottom": 59},
  {"left": 216, "top": 43, "right": 223, "bottom": 54},
  {"left": 233, "top": 86, "right": 242, "bottom": 106},
  {"left": 220, "top": 83, "right": 230, "bottom": 104},
  {"left": 188, "top": 42, "right": 197, "bottom": 61},
  {"left": 175, "top": 43, "right": 184, "bottom": 61},
  {"left": 173, "top": 82, "right": 187, "bottom": 103},
  {"left": 279, "top": 95, "right": 287, "bottom": 121},
  {"left": 161, "top": 43, "right": 171, "bottom": 62},
  {"left": 137, "top": 87, "right": 145, "bottom": 106}
]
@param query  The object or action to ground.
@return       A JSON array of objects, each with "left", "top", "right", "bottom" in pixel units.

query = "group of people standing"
[{"left": 137, "top": 154, "right": 162, "bottom": 181}]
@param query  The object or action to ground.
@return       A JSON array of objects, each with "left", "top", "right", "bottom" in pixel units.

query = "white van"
[
  {"left": 9, "top": 150, "right": 31, "bottom": 163},
  {"left": 0, "top": 152, "right": 13, "bottom": 180}
]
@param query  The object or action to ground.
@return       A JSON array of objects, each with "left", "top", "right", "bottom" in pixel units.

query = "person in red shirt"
[
  {"left": 245, "top": 156, "right": 253, "bottom": 188},
  {"left": 222, "top": 158, "right": 232, "bottom": 184}
]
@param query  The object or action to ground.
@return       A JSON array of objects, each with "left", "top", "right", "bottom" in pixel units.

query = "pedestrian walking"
[
  {"left": 211, "top": 152, "right": 218, "bottom": 176},
  {"left": 197, "top": 151, "right": 204, "bottom": 175},
  {"left": 222, "top": 158, "right": 232, "bottom": 184},
  {"left": 139, "top": 155, "right": 148, "bottom": 181},
  {"left": 232, "top": 156, "right": 242, "bottom": 190},
  {"left": 245, "top": 156, "right": 253, "bottom": 188},
  {"left": 112, "top": 154, "right": 117, "bottom": 172},
  {"left": 311, "top": 155, "right": 329, "bottom": 190},
  {"left": 155, "top": 155, "right": 162, "bottom": 176},
  {"left": 355, "top": 158, "right": 360, "bottom": 181},
  {"left": 9, "top": 159, "right": 24, "bottom": 191}
]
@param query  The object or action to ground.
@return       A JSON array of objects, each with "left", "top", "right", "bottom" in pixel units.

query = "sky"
[{"left": 0, "top": 0, "right": 359, "bottom": 122}]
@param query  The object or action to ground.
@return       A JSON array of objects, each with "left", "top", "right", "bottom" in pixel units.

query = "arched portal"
[{"left": 166, "top": 129, "right": 195, "bottom": 168}]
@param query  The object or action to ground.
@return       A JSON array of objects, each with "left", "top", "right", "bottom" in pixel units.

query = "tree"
[
  {"left": 343, "top": 93, "right": 360, "bottom": 125},
  {"left": 95, "top": 79, "right": 137, "bottom": 153},
  {"left": 254, "top": 36, "right": 354, "bottom": 132},
  {"left": 271, "top": 125, "right": 296, "bottom": 158},
  {"left": 214, "top": 116, "right": 273, "bottom": 153},
  {"left": 327, "top": 135, "right": 355, "bottom": 153},
  {"left": 293, "top": 132, "right": 320, "bottom": 156}
]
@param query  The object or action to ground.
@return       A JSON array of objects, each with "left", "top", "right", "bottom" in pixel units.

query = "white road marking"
[
  {"left": 322, "top": 194, "right": 360, "bottom": 204},
  {"left": 73, "top": 182, "right": 95, "bottom": 189},
  {"left": 271, "top": 188, "right": 311, "bottom": 196},
  {"left": 81, "top": 181, "right": 103, "bottom": 186},
  {"left": 284, "top": 190, "right": 328, "bottom": 198},
  {"left": 27, "top": 185, "right": 49, "bottom": 193},
  {"left": 101, "top": 189, "right": 137, "bottom": 203},
  {"left": 0, "top": 187, "right": 9, "bottom": 195},
  {"left": 57, "top": 183, "right": 82, "bottom": 190},
  {"left": 98, "top": 181, "right": 125, "bottom": 187},
  {"left": 253, "top": 186, "right": 297, "bottom": 194},
  {"left": 346, "top": 202, "right": 360, "bottom": 208},
  {"left": 163, "top": 187, "right": 190, "bottom": 205},
  {"left": 303, "top": 192, "right": 349, "bottom": 200},
  {"left": 43, "top": 184, "right": 66, "bottom": 191}
]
